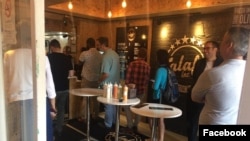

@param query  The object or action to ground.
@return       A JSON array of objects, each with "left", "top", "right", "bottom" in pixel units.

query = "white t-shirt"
[
  {"left": 4, "top": 48, "right": 33, "bottom": 102},
  {"left": 192, "top": 59, "right": 246, "bottom": 124}
]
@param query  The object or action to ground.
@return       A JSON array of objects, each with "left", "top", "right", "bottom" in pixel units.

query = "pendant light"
[
  {"left": 108, "top": 0, "right": 112, "bottom": 18},
  {"left": 122, "top": 0, "right": 127, "bottom": 8},
  {"left": 186, "top": 0, "right": 191, "bottom": 8},
  {"left": 68, "top": 0, "right": 73, "bottom": 10}
]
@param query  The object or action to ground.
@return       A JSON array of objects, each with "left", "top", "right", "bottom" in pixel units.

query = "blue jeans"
[
  {"left": 55, "top": 90, "right": 69, "bottom": 134},
  {"left": 104, "top": 104, "right": 117, "bottom": 128},
  {"left": 47, "top": 98, "right": 53, "bottom": 141}
]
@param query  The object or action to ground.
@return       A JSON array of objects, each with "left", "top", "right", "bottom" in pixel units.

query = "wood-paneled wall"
[{"left": 45, "top": 12, "right": 152, "bottom": 65}]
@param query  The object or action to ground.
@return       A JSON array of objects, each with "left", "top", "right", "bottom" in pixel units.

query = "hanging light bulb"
[
  {"left": 107, "top": 0, "right": 112, "bottom": 18},
  {"left": 108, "top": 10, "right": 112, "bottom": 18},
  {"left": 186, "top": 0, "right": 191, "bottom": 8},
  {"left": 122, "top": 0, "right": 127, "bottom": 8},
  {"left": 68, "top": 1, "right": 73, "bottom": 10}
]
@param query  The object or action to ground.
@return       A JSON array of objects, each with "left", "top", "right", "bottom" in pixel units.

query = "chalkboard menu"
[{"left": 116, "top": 26, "right": 148, "bottom": 79}]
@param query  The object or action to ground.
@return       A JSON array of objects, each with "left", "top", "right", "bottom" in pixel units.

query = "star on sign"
[
  {"left": 168, "top": 44, "right": 175, "bottom": 53},
  {"left": 190, "top": 36, "right": 196, "bottom": 44},
  {"left": 175, "top": 39, "right": 181, "bottom": 46},
  {"left": 182, "top": 35, "right": 189, "bottom": 44},
  {"left": 170, "top": 44, "right": 175, "bottom": 50}
]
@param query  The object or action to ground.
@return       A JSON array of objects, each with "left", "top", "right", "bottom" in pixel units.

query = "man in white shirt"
[
  {"left": 4, "top": 21, "right": 34, "bottom": 141},
  {"left": 192, "top": 27, "right": 249, "bottom": 124}
]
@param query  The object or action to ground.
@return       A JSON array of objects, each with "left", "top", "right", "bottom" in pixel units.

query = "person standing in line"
[
  {"left": 47, "top": 39, "right": 74, "bottom": 139},
  {"left": 45, "top": 56, "right": 57, "bottom": 141},
  {"left": 97, "top": 37, "right": 120, "bottom": 130},
  {"left": 4, "top": 21, "right": 35, "bottom": 141},
  {"left": 76, "top": 47, "right": 89, "bottom": 80},
  {"left": 192, "top": 27, "right": 249, "bottom": 125},
  {"left": 150, "top": 49, "right": 169, "bottom": 141},
  {"left": 187, "top": 41, "right": 223, "bottom": 141},
  {"left": 78, "top": 37, "right": 102, "bottom": 121},
  {"left": 124, "top": 48, "right": 150, "bottom": 131}
]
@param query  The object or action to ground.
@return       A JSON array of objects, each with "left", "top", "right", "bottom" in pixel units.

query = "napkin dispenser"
[
  {"left": 127, "top": 83, "right": 136, "bottom": 99},
  {"left": 128, "top": 88, "right": 136, "bottom": 99}
]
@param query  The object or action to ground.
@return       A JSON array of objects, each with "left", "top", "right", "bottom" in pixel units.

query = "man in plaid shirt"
[{"left": 124, "top": 48, "right": 150, "bottom": 130}]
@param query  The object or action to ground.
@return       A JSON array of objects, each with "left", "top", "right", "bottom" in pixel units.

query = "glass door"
[{"left": 0, "top": 0, "right": 46, "bottom": 141}]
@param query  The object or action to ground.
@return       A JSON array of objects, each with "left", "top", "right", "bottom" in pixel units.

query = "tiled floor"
[{"left": 99, "top": 112, "right": 187, "bottom": 141}]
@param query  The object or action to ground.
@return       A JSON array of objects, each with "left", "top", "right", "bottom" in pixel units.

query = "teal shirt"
[
  {"left": 153, "top": 67, "right": 167, "bottom": 99},
  {"left": 101, "top": 48, "right": 120, "bottom": 84}
]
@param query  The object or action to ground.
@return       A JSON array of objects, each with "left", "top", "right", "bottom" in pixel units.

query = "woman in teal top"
[
  {"left": 153, "top": 49, "right": 168, "bottom": 103},
  {"left": 151, "top": 49, "right": 169, "bottom": 141}
]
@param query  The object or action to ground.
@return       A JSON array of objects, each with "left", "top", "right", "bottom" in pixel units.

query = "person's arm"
[
  {"left": 45, "top": 57, "right": 57, "bottom": 113},
  {"left": 153, "top": 68, "right": 165, "bottom": 90},
  {"left": 49, "top": 98, "right": 56, "bottom": 112},
  {"left": 98, "top": 55, "right": 110, "bottom": 85},
  {"left": 78, "top": 51, "right": 85, "bottom": 65},
  {"left": 151, "top": 68, "right": 165, "bottom": 99},
  {"left": 68, "top": 70, "right": 75, "bottom": 77},
  {"left": 191, "top": 71, "right": 209, "bottom": 103},
  {"left": 67, "top": 54, "right": 75, "bottom": 77},
  {"left": 125, "top": 63, "right": 133, "bottom": 84},
  {"left": 99, "top": 72, "right": 109, "bottom": 84}
]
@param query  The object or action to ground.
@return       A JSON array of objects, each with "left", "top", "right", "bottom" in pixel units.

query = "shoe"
[{"left": 97, "top": 122, "right": 112, "bottom": 130}]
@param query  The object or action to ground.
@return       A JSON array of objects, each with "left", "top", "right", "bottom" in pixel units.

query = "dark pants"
[
  {"left": 187, "top": 92, "right": 204, "bottom": 141},
  {"left": 55, "top": 90, "right": 69, "bottom": 134}
]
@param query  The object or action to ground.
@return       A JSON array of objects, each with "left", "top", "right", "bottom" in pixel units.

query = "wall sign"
[
  {"left": 232, "top": 6, "right": 250, "bottom": 29},
  {"left": 116, "top": 26, "right": 148, "bottom": 79},
  {"left": 167, "top": 35, "right": 204, "bottom": 93}
]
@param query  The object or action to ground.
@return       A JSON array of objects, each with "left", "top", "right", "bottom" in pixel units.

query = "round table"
[
  {"left": 70, "top": 88, "right": 103, "bottom": 141},
  {"left": 97, "top": 97, "right": 140, "bottom": 141},
  {"left": 130, "top": 103, "right": 182, "bottom": 141}
]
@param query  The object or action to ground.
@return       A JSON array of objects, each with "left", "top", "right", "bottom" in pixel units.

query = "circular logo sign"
[{"left": 168, "top": 36, "right": 204, "bottom": 93}]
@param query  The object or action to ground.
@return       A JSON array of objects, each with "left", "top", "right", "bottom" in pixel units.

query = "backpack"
[{"left": 161, "top": 67, "right": 180, "bottom": 103}]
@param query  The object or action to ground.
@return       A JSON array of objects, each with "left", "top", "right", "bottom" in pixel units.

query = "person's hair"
[
  {"left": 205, "top": 40, "right": 219, "bottom": 48},
  {"left": 81, "top": 47, "right": 89, "bottom": 52},
  {"left": 138, "top": 48, "right": 147, "bottom": 59},
  {"left": 86, "top": 38, "right": 95, "bottom": 48},
  {"left": 97, "top": 37, "right": 109, "bottom": 47},
  {"left": 49, "top": 39, "right": 61, "bottom": 48},
  {"left": 156, "top": 49, "right": 169, "bottom": 66},
  {"left": 227, "top": 27, "right": 249, "bottom": 56},
  {"left": 64, "top": 46, "right": 71, "bottom": 54}
]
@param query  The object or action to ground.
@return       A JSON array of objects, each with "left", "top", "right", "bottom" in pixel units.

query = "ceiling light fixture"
[
  {"left": 108, "top": 10, "right": 112, "bottom": 18},
  {"left": 122, "top": 0, "right": 127, "bottom": 8},
  {"left": 108, "top": 0, "right": 112, "bottom": 18},
  {"left": 68, "top": 1, "right": 73, "bottom": 10},
  {"left": 186, "top": 0, "right": 192, "bottom": 8}
]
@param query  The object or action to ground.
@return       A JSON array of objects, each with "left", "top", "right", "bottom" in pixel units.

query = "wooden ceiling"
[{"left": 45, "top": 0, "right": 250, "bottom": 20}]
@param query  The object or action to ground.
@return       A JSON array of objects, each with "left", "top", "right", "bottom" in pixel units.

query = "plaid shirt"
[{"left": 125, "top": 59, "right": 150, "bottom": 95}]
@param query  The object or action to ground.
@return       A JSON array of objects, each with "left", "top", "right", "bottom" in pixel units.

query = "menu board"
[{"left": 116, "top": 26, "right": 148, "bottom": 79}]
